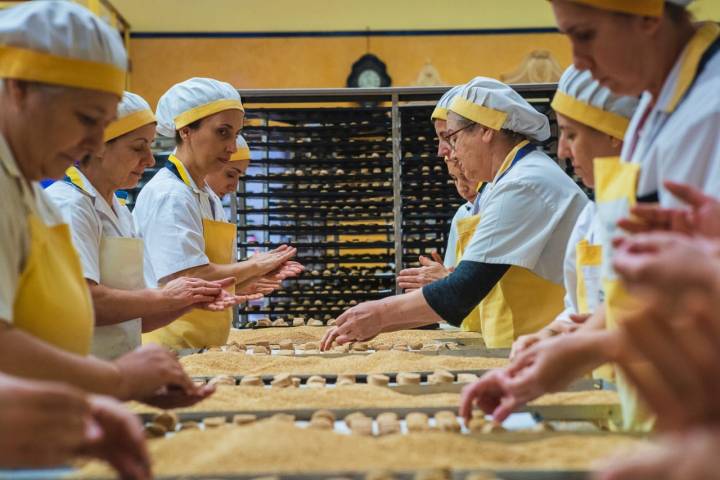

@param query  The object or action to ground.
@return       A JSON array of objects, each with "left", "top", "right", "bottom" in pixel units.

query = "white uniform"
[
  {"left": 46, "top": 169, "right": 145, "bottom": 359},
  {"left": 462, "top": 150, "right": 589, "bottom": 285},
  {"left": 555, "top": 202, "right": 601, "bottom": 324},
  {"left": 133, "top": 166, "right": 226, "bottom": 288},
  {"left": 443, "top": 201, "right": 473, "bottom": 268},
  {"left": 0, "top": 134, "right": 64, "bottom": 323},
  {"left": 46, "top": 172, "right": 137, "bottom": 282},
  {"left": 625, "top": 27, "right": 720, "bottom": 204}
]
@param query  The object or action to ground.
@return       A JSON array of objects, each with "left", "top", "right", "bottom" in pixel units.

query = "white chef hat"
[
  {"left": 560, "top": 0, "right": 693, "bottom": 17},
  {"left": 552, "top": 66, "right": 638, "bottom": 140},
  {"left": 155, "top": 77, "right": 244, "bottom": 138},
  {"left": 104, "top": 91, "right": 156, "bottom": 142},
  {"left": 230, "top": 134, "right": 251, "bottom": 162},
  {"left": 431, "top": 85, "right": 464, "bottom": 121},
  {"left": 448, "top": 77, "right": 551, "bottom": 142},
  {"left": 0, "top": 1, "right": 126, "bottom": 96}
]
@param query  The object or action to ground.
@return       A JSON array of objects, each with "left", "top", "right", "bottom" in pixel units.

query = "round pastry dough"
[
  {"left": 457, "top": 373, "right": 479, "bottom": 384},
  {"left": 252, "top": 345, "right": 270, "bottom": 355},
  {"left": 396, "top": 372, "right": 421, "bottom": 385},
  {"left": 312, "top": 409, "right": 336, "bottom": 423},
  {"left": 153, "top": 412, "right": 178, "bottom": 432},
  {"left": 336, "top": 374, "right": 356, "bottom": 385},
  {"left": 428, "top": 370, "right": 455, "bottom": 384},
  {"left": 203, "top": 416, "right": 227, "bottom": 428},
  {"left": 278, "top": 339, "right": 294, "bottom": 351},
  {"left": 409, "top": 341, "right": 424, "bottom": 350},
  {"left": 306, "top": 375, "right": 326, "bottom": 387},
  {"left": 406, "top": 412, "right": 429, "bottom": 432},
  {"left": 270, "top": 413, "right": 296, "bottom": 423},
  {"left": 209, "top": 375, "right": 236, "bottom": 387},
  {"left": 233, "top": 414, "right": 257, "bottom": 426},
  {"left": 240, "top": 375, "right": 264, "bottom": 387},
  {"left": 368, "top": 374, "right": 390, "bottom": 387},
  {"left": 144, "top": 422, "right": 167, "bottom": 438},
  {"left": 271, "top": 373, "right": 293, "bottom": 388}
]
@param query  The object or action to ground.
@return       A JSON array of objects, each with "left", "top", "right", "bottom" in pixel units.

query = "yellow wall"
[
  {"left": 112, "top": 0, "right": 720, "bottom": 32},
  {"left": 130, "top": 33, "right": 572, "bottom": 107}
]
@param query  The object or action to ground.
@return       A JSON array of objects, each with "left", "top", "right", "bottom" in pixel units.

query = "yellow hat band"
[
  {"left": 231, "top": 147, "right": 251, "bottom": 161},
  {"left": 551, "top": 91, "right": 630, "bottom": 140},
  {"left": 564, "top": 0, "right": 664, "bottom": 17},
  {"left": 104, "top": 109, "right": 156, "bottom": 142},
  {"left": 431, "top": 106, "right": 448, "bottom": 121},
  {"left": 448, "top": 96, "right": 508, "bottom": 131},
  {"left": 0, "top": 45, "right": 125, "bottom": 96},
  {"left": 174, "top": 98, "right": 245, "bottom": 130}
]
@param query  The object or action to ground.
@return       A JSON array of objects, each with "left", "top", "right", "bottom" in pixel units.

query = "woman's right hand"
[
  {"left": 113, "top": 344, "right": 200, "bottom": 402},
  {"left": 249, "top": 245, "right": 299, "bottom": 277}
]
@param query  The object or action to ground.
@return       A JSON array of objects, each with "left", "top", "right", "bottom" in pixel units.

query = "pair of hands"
[
  {"left": 0, "top": 374, "right": 149, "bottom": 479},
  {"left": 160, "top": 276, "right": 252, "bottom": 315},
  {"left": 396, "top": 252, "right": 450, "bottom": 291},
  {"left": 510, "top": 313, "right": 590, "bottom": 359},
  {"left": 113, "top": 344, "right": 214, "bottom": 409},
  {"left": 238, "top": 245, "right": 304, "bottom": 296}
]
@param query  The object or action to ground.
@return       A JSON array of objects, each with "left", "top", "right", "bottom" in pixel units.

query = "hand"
[
  {"left": 597, "top": 428, "right": 720, "bottom": 480},
  {"left": 159, "top": 276, "right": 230, "bottom": 311},
  {"left": 0, "top": 374, "right": 96, "bottom": 468},
  {"left": 249, "top": 245, "right": 298, "bottom": 277},
  {"left": 240, "top": 276, "right": 283, "bottom": 296},
  {"left": 397, "top": 254, "right": 450, "bottom": 291},
  {"left": 140, "top": 383, "right": 215, "bottom": 410},
  {"left": 320, "top": 300, "right": 385, "bottom": 351},
  {"left": 613, "top": 233, "right": 720, "bottom": 296},
  {"left": 77, "top": 395, "right": 151, "bottom": 480},
  {"left": 615, "top": 291, "right": 720, "bottom": 431},
  {"left": 273, "top": 260, "right": 304, "bottom": 280},
  {"left": 461, "top": 332, "right": 614, "bottom": 422},
  {"left": 510, "top": 329, "right": 554, "bottom": 360},
  {"left": 113, "top": 344, "right": 198, "bottom": 401},
  {"left": 618, "top": 181, "right": 720, "bottom": 238}
]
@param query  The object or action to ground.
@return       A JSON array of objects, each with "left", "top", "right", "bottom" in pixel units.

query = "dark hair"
[
  {"left": 665, "top": 3, "right": 692, "bottom": 23},
  {"left": 174, "top": 118, "right": 203, "bottom": 145}
]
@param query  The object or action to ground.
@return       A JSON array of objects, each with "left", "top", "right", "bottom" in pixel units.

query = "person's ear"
[
  {"left": 3, "top": 79, "right": 31, "bottom": 112},
  {"left": 480, "top": 126, "right": 495, "bottom": 145}
]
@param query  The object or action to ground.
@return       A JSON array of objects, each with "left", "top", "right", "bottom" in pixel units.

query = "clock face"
[{"left": 358, "top": 69, "right": 382, "bottom": 88}]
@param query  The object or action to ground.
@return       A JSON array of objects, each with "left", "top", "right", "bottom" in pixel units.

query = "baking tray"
[{"left": 84, "top": 471, "right": 594, "bottom": 480}]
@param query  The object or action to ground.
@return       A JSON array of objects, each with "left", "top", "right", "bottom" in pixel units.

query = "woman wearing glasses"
[{"left": 322, "top": 78, "right": 588, "bottom": 350}]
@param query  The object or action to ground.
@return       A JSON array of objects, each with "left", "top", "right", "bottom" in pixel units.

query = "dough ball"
[
  {"left": 292, "top": 317, "right": 306, "bottom": 327},
  {"left": 406, "top": 412, "right": 429, "bottom": 432},
  {"left": 374, "top": 343, "right": 392, "bottom": 351},
  {"left": 396, "top": 372, "right": 421, "bottom": 385},
  {"left": 312, "top": 409, "right": 336, "bottom": 423},
  {"left": 349, "top": 416, "right": 373, "bottom": 436},
  {"left": 368, "top": 374, "right": 390, "bottom": 387},
  {"left": 409, "top": 341, "right": 424, "bottom": 350},
  {"left": 376, "top": 412, "right": 398, "bottom": 423},
  {"left": 240, "top": 375, "right": 264, "bottom": 387},
  {"left": 303, "top": 341, "right": 320, "bottom": 350},
  {"left": 336, "top": 374, "right": 356, "bottom": 385},
  {"left": 278, "top": 339, "right": 294, "bottom": 350},
  {"left": 179, "top": 421, "right": 199, "bottom": 431},
  {"left": 253, "top": 345, "right": 270, "bottom": 355},
  {"left": 414, "top": 468, "right": 451, "bottom": 480},
  {"left": 351, "top": 342, "right": 369, "bottom": 352},
  {"left": 271, "top": 373, "right": 293, "bottom": 388},
  {"left": 307, "top": 319, "right": 324, "bottom": 326},
  {"left": 255, "top": 318, "right": 272, "bottom": 327},
  {"left": 377, "top": 419, "right": 400, "bottom": 436},
  {"left": 344, "top": 412, "right": 368, "bottom": 428},
  {"left": 309, "top": 416, "right": 334, "bottom": 430},
  {"left": 337, "top": 378, "right": 355, "bottom": 387},
  {"left": 270, "top": 413, "right": 296, "bottom": 423},
  {"left": 271, "top": 319, "right": 288, "bottom": 327},
  {"left": 153, "top": 412, "right": 178, "bottom": 432},
  {"left": 203, "top": 416, "right": 227, "bottom": 428},
  {"left": 481, "top": 422, "right": 507, "bottom": 434},
  {"left": 457, "top": 373, "right": 479, "bottom": 384},
  {"left": 233, "top": 414, "right": 257, "bottom": 426},
  {"left": 428, "top": 370, "right": 455, "bottom": 384},
  {"left": 144, "top": 422, "right": 167, "bottom": 438},
  {"left": 306, "top": 375, "right": 326, "bottom": 387},
  {"left": 466, "top": 418, "right": 487, "bottom": 433}
]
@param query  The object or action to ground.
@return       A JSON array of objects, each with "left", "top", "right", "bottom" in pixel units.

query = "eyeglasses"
[{"left": 442, "top": 122, "right": 475, "bottom": 151}]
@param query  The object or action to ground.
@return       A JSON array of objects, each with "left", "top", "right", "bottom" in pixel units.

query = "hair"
[
  {"left": 665, "top": 3, "right": 693, "bottom": 23},
  {"left": 174, "top": 118, "right": 203, "bottom": 145}
]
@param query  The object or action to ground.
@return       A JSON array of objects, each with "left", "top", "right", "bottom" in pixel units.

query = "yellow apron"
[
  {"left": 13, "top": 214, "right": 95, "bottom": 355},
  {"left": 576, "top": 238, "right": 614, "bottom": 382},
  {"left": 454, "top": 141, "right": 565, "bottom": 347},
  {"left": 455, "top": 214, "right": 481, "bottom": 331},
  {"left": 594, "top": 156, "right": 654, "bottom": 431},
  {"left": 142, "top": 155, "right": 236, "bottom": 349}
]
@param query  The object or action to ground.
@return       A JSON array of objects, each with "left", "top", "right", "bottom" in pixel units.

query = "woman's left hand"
[{"left": 320, "top": 300, "right": 385, "bottom": 351}]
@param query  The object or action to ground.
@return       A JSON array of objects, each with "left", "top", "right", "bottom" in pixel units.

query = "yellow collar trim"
[
  {"left": 174, "top": 99, "right": 245, "bottom": 130},
  {"left": 65, "top": 166, "right": 91, "bottom": 196},
  {"left": 551, "top": 91, "right": 630, "bottom": 140},
  {"left": 0, "top": 45, "right": 125, "bottom": 96},
  {"left": 104, "top": 109, "right": 156, "bottom": 142},
  {"left": 565, "top": 0, "right": 663, "bottom": 17},
  {"left": 493, "top": 140, "right": 530, "bottom": 183},
  {"left": 167, "top": 154, "right": 194, "bottom": 188},
  {"left": 666, "top": 22, "right": 720, "bottom": 113},
  {"left": 230, "top": 147, "right": 251, "bottom": 162},
  {"left": 431, "top": 106, "right": 448, "bottom": 121},
  {"left": 448, "top": 96, "right": 508, "bottom": 131}
]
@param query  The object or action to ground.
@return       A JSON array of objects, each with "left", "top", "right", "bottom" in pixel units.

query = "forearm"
[
  {"left": 0, "top": 325, "right": 123, "bottom": 397},
  {"left": 173, "top": 260, "right": 261, "bottom": 285},
  {"left": 422, "top": 261, "right": 510, "bottom": 325},
  {"left": 376, "top": 289, "right": 444, "bottom": 333},
  {"left": 89, "top": 283, "right": 171, "bottom": 327},
  {"left": 569, "top": 329, "right": 621, "bottom": 368},
  {"left": 140, "top": 310, "right": 186, "bottom": 333},
  {"left": 580, "top": 305, "right": 607, "bottom": 332}
]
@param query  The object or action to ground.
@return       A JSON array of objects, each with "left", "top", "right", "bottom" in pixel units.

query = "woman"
[
  {"left": 460, "top": 0, "right": 720, "bottom": 431},
  {"left": 321, "top": 78, "right": 588, "bottom": 350},
  {"left": 510, "top": 65, "right": 638, "bottom": 358},
  {"left": 206, "top": 133, "right": 251, "bottom": 205},
  {"left": 47, "top": 92, "right": 243, "bottom": 360},
  {"left": 134, "top": 78, "right": 302, "bottom": 349},
  {"left": 0, "top": 2, "right": 183, "bottom": 477}
]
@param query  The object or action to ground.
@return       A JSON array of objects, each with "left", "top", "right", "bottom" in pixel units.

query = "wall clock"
[{"left": 346, "top": 54, "right": 392, "bottom": 88}]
